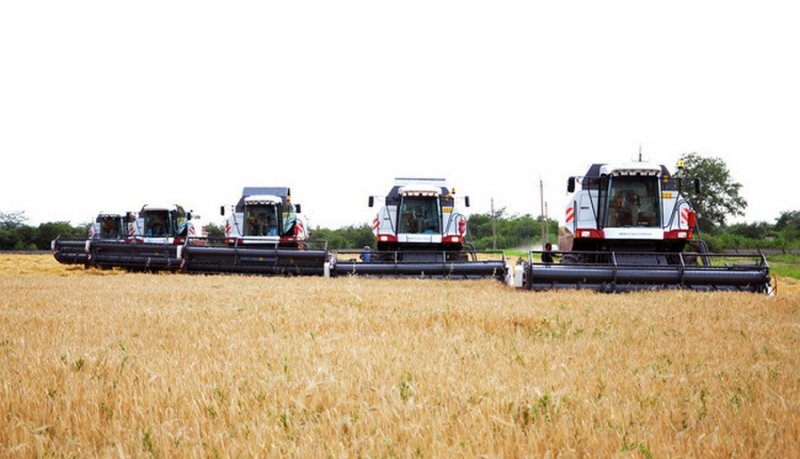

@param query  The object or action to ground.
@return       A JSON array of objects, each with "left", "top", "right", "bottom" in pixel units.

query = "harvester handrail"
[
  {"left": 610, "top": 252, "right": 618, "bottom": 288},
  {"left": 665, "top": 197, "right": 692, "bottom": 229}
]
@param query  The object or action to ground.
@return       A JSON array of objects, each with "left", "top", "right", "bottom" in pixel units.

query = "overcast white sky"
[{"left": 2, "top": 1, "right": 798, "bottom": 229}]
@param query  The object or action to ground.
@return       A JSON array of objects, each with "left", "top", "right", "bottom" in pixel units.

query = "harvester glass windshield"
[
  {"left": 398, "top": 196, "right": 441, "bottom": 234},
  {"left": 99, "top": 216, "right": 122, "bottom": 239},
  {"left": 606, "top": 176, "right": 661, "bottom": 228},
  {"left": 144, "top": 211, "right": 174, "bottom": 237},
  {"left": 282, "top": 204, "right": 297, "bottom": 235},
  {"left": 143, "top": 208, "right": 187, "bottom": 237},
  {"left": 244, "top": 204, "right": 280, "bottom": 237}
]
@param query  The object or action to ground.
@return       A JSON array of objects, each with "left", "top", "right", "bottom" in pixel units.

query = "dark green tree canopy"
[
  {"left": 775, "top": 210, "right": 800, "bottom": 231},
  {"left": 204, "top": 222, "right": 225, "bottom": 239},
  {"left": 678, "top": 153, "right": 747, "bottom": 231},
  {"left": 467, "top": 211, "right": 557, "bottom": 250},
  {"left": 775, "top": 210, "right": 800, "bottom": 240}
]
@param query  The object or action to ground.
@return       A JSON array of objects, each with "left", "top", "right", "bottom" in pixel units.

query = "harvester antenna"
[{"left": 638, "top": 143, "right": 643, "bottom": 162}]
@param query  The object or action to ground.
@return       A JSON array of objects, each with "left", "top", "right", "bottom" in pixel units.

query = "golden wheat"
[{"left": 1, "top": 254, "right": 798, "bottom": 457}]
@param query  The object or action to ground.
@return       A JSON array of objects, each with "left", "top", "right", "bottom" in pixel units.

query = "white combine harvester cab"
[
  {"left": 221, "top": 187, "right": 308, "bottom": 247},
  {"left": 130, "top": 204, "right": 205, "bottom": 245},
  {"left": 370, "top": 178, "right": 468, "bottom": 251},
  {"left": 559, "top": 161, "right": 698, "bottom": 255},
  {"left": 89, "top": 213, "right": 129, "bottom": 240}
]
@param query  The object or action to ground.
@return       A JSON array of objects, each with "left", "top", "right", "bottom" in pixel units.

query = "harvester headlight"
[
  {"left": 380, "top": 236, "right": 389, "bottom": 242},
  {"left": 580, "top": 230, "right": 591, "bottom": 238},
  {"left": 678, "top": 231, "right": 688, "bottom": 239}
]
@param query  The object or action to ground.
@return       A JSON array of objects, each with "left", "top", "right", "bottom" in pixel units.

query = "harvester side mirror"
[
  {"left": 464, "top": 196, "right": 470, "bottom": 207},
  {"left": 694, "top": 178, "right": 701, "bottom": 194},
  {"left": 187, "top": 213, "right": 193, "bottom": 220},
  {"left": 295, "top": 204, "right": 301, "bottom": 213},
  {"left": 220, "top": 206, "right": 225, "bottom": 216},
  {"left": 125, "top": 212, "right": 135, "bottom": 223},
  {"left": 567, "top": 177, "right": 576, "bottom": 193},
  {"left": 368, "top": 196, "right": 374, "bottom": 208}
]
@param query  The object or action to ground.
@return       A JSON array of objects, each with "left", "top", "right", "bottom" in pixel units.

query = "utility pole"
[
  {"left": 539, "top": 179, "right": 546, "bottom": 246},
  {"left": 544, "top": 201, "right": 549, "bottom": 245},
  {"left": 491, "top": 198, "right": 497, "bottom": 251}
]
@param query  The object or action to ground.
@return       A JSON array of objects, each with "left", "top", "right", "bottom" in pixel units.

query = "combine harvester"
[
  {"left": 515, "top": 160, "right": 771, "bottom": 293},
  {"left": 328, "top": 178, "right": 508, "bottom": 281},
  {"left": 52, "top": 212, "right": 129, "bottom": 266},
  {"left": 181, "top": 187, "right": 327, "bottom": 275},
  {"left": 90, "top": 204, "right": 205, "bottom": 271}
]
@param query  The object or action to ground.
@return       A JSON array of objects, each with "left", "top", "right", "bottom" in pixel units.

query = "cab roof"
[
  {"left": 236, "top": 187, "right": 290, "bottom": 212},
  {"left": 244, "top": 194, "right": 283, "bottom": 204},
  {"left": 385, "top": 178, "right": 452, "bottom": 205},
  {"left": 399, "top": 184, "right": 442, "bottom": 196},
  {"left": 141, "top": 204, "right": 184, "bottom": 212},
  {"left": 580, "top": 163, "right": 677, "bottom": 191}
]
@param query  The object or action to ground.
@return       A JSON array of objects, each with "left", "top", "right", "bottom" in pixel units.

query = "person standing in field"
[
  {"left": 541, "top": 242, "right": 558, "bottom": 263},
  {"left": 360, "top": 245, "right": 371, "bottom": 263}
]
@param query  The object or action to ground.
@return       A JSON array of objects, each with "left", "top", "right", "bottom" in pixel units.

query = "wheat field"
[{"left": 1, "top": 254, "right": 799, "bottom": 457}]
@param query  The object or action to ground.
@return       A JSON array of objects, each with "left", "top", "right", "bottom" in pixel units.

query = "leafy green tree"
[
  {"left": 467, "top": 212, "right": 557, "bottom": 250},
  {"left": 726, "top": 221, "right": 773, "bottom": 240},
  {"left": 204, "top": 222, "right": 225, "bottom": 239},
  {"left": 0, "top": 211, "right": 27, "bottom": 230},
  {"left": 678, "top": 153, "right": 747, "bottom": 232},
  {"left": 775, "top": 210, "right": 800, "bottom": 240},
  {"left": 312, "top": 224, "right": 374, "bottom": 250},
  {"left": 0, "top": 229, "right": 16, "bottom": 250},
  {"left": 35, "top": 221, "right": 89, "bottom": 249},
  {"left": 12, "top": 225, "right": 36, "bottom": 250},
  {"left": 775, "top": 210, "right": 800, "bottom": 231}
]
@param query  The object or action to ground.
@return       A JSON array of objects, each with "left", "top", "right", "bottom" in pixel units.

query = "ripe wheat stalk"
[{"left": 1, "top": 254, "right": 798, "bottom": 457}]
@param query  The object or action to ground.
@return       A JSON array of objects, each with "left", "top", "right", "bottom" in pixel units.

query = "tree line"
[
  {"left": 701, "top": 210, "right": 800, "bottom": 251},
  {"left": 0, "top": 211, "right": 558, "bottom": 252},
  {"left": 0, "top": 211, "right": 87, "bottom": 251},
  {"left": 3, "top": 209, "right": 799, "bottom": 252},
  {"left": 466, "top": 210, "right": 558, "bottom": 250}
]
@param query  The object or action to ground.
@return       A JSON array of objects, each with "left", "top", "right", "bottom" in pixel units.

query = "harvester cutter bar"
[
  {"left": 90, "top": 240, "right": 181, "bottom": 271},
  {"left": 51, "top": 237, "right": 91, "bottom": 265},
  {"left": 181, "top": 244, "right": 327, "bottom": 275},
  {"left": 524, "top": 250, "right": 770, "bottom": 293},
  {"left": 331, "top": 250, "right": 508, "bottom": 281}
]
